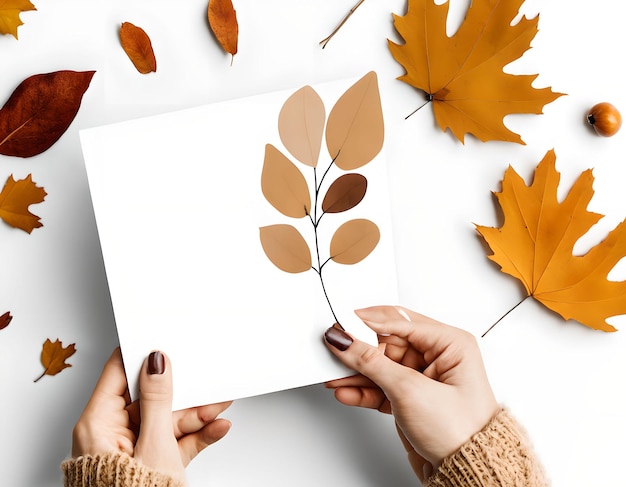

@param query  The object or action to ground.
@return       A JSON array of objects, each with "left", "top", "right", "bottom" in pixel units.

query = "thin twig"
[
  {"left": 319, "top": 0, "right": 366, "bottom": 49},
  {"left": 481, "top": 296, "right": 529, "bottom": 337},
  {"left": 405, "top": 95, "right": 433, "bottom": 120}
]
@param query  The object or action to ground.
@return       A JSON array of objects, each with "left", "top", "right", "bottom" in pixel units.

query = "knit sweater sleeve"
[
  {"left": 426, "top": 409, "right": 549, "bottom": 487},
  {"left": 61, "top": 451, "right": 185, "bottom": 487}
]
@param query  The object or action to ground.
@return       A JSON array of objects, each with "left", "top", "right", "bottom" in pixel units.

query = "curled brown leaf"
[{"left": 0, "top": 311, "right": 12, "bottom": 330}]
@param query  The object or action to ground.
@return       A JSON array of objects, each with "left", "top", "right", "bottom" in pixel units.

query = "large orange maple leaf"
[
  {"left": 476, "top": 150, "right": 626, "bottom": 332},
  {"left": 389, "top": 0, "right": 564, "bottom": 144},
  {"left": 0, "top": 0, "right": 36, "bottom": 39}
]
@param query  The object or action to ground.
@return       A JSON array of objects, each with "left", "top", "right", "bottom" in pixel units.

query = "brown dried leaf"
[
  {"left": 0, "top": 174, "right": 46, "bottom": 233},
  {"left": 208, "top": 0, "right": 238, "bottom": 63},
  {"left": 34, "top": 338, "right": 77, "bottom": 382},
  {"left": 0, "top": 70, "right": 95, "bottom": 158},
  {"left": 278, "top": 85, "right": 325, "bottom": 168},
  {"left": 260, "top": 224, "right": 312, "bottom": 273},
  {"left": 0, "top": 311, "right": 12, "bottom": 330},
  {"left": 326, "top": 71, "right": 384, "bottom": 170},
  {"left": 261, "top": 144, "right": 311, "bottom": 218},
  {"left": 330, "top": 218, "right": 380, "bottom": 264},
  {"left": 0, "top": 0, "right": 36, "bottom": 39},
  {"left": 322, "top": 173, "right": 367, "bottom": 214},
  {"left": 119, "top": 22, "right": 157, "bottom": 74}
]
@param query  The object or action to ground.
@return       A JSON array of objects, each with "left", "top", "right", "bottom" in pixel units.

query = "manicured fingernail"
[
  {"left": 324, "top": 325, "right": 353, "bottom": 351},
  {"left": 148, "top": 351, "right": 165, "bottom": 375}
]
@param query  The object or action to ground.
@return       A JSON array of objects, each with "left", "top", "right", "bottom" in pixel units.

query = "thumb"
[{"left": 139, "top": 350, "right": 174, "bottom": 427}]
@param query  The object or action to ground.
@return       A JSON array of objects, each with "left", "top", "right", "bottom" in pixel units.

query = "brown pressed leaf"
[
  {"left": 0, "top": 0, "right": 36, "bottom": 39},
  {"left": 278, "top": 85, "right": 325, "bottom": 168},
  {"left": 0, "top": 174, "right": 46, "bottom": 233},
  {"left": 476, "top": 150, "right": 626, "bottom": 332},
  {"left": 0, "top": 311, "right": 12, "bottom": 330},
  {"left": 389, "top": 0, "right": 564, "bottom": 144},
  {"left": 261, "top": 144, "right": 311, "bottom": 218},
  {"left": 119, "top": 22, "right": 157, "bottom": 74},
  {"left": 326, "top": 71, "right": 384, "bottom": 170},
  {"left": 259, "top": 224, "right": 312, "bottom": 273},
  {"left": 322, "top": 173, "right": 367, "bottom": 214},
  {"left": 330, "top": 218, "right": 380, "bottom": 264},
  {"left": 208, "top": 0, "right": 238, "bottom": 63},
  {"left": 0, "top": 70, "right": 96, "bottom": 158},
  {"left": 34, "top": 338, "right": 77, "bottom": 382}
]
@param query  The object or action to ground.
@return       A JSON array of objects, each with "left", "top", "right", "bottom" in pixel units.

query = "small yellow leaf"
[
  {"left": 0, "top": 174, "right": 46, "bottom": 233},
  {"left": 34, "top": 338, "right": 77, "bottom": 382},
  {"left": 0, "top": 0, "right": 36, "bottom": 39}
]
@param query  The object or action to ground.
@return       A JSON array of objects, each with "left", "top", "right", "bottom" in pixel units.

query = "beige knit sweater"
[{"left": 62, "top": 409, "right": 547, "bottom": 487}]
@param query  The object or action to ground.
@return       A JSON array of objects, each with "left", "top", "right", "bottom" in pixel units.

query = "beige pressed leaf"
[
  {"left": 330, "top": 218, "right": 380, "bottom": 264},
  {"left": 261, "top": 144, "right": 311, "bottom": 218},
  {"left": 260, "top": 224, "right": 312, "bottom": 273},
  {"left": 278, "top": 85, "right": 325, "bottom": 168},
  {"left": 326, "top": 71, "right": 384, "bottom": 170},
  {"left": 119, "top": 22, "right": 157, "bottom": 74},
  {"left": 322, "top": 173, "right": 367, "bottom": 214}
]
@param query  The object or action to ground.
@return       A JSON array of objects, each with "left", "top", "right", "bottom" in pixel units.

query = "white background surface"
[{"left": 1, "top": 1, "right": 625, "bottom": 486}]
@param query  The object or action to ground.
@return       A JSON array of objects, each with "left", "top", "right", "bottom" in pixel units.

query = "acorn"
[{"left": 587, "top": 102, "right": 622, "bottom": 137}]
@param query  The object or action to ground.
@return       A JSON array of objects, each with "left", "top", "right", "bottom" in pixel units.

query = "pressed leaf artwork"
[
  {"left": 0, "top": 70, "right": 95, "bottom": 158},
  {"left": 389, "top": 0, "right": 564, "bottom": 144},
  {"left": 0, "top": 174, "right": 46, "bottom": 233},
  {"left": 260, "top": 72, "right": 383, "bottom": 327},
  {"left": 34, "top": 338, "right": 77, "bottom": 382},
  {"left": 119, "top": 22, "right": 157, "bottom": 74},
  {"left": 208, "top": 0, "right": 238, "bottom": 64},
  {"left": 476, "top": 150, "right": 626, "bottom": 334},
  {"left": 0, "top": 311, "right": 12, "bottom": 330},
  {"left": 0, "top": 0, "right": 36, "bottom": 39}
]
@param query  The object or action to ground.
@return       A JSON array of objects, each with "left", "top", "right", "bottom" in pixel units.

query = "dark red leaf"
[{"left": 322, "top": 173, "right": 367, "bottom": 214}]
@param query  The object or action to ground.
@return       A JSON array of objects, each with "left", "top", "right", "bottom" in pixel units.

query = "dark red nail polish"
[
  {"left": 148, "top": 351, "right": 165, "bottom": 375},
  {"left": 325, "top": 325, "right": 353, "bottom": 351}
]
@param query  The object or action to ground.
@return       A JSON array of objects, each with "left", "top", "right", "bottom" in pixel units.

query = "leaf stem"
[
  {"left": 405, "top": 94, "right": 433, "bottom": 120},
  {"left": 33, "top": 369, "right": 47, "bottom": 383},
  {"left": 319, "top": 0, "right": 366, "bottom": 49},
  {"left": 481, "top": 296, "right": 529, "bottom": 338}
]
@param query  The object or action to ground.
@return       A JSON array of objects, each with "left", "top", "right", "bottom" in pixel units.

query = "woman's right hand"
[{"left": 324, "top": 305, "right": 500, "bottom": 481}]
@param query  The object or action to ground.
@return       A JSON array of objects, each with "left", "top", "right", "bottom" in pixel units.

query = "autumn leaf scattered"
[
  {"left": 476, "top": 150, "right": 626, "bottom": 333},
  {"left": 34, "top": 338, "right": 76, "bottom": 382},
  {"left": 0, "top": 311, "right": 12, "bottom": 330},
  {"left": 119, "top": 22, "right": 157, "bottom": 74},
  {"left": 0, "top": 0, "right": 36, "bottom": 39},
  {"left": 0, "top": 70, "right": 95, "bottom": 158},
  {"left": 208, "top": 0, "right": 238, "bottom": 64},
  {"left": 0, "top": 174, "right": 46, "bottom": 233},
  {"left": 389, "top": 0, "right": 564, "bottom": 144}
]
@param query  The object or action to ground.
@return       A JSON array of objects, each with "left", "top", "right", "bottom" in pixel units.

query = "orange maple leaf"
[
  {"left": 476, "top": 150, "right": 626, "bottom": 332},
  {"left": 34, "top": 338, "right": 77, "bottom": 382},
  {"left": 388, "top": 0, "right": 564, "bottom": 144},
  {"left": 0, "top": 174, "right": 46, "bottom": 233},
  {"left": 0, "top": 0, "right": 36, "bottom": 39}
]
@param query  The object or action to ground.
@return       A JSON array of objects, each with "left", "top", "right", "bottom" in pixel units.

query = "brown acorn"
[{"left": 587, "top": 102, "right": 622, "bottom": 137}]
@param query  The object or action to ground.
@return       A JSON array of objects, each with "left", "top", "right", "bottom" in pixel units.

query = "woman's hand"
[
  {"left": 324, "top": 306, "right": 499, "bottom": 481},
  {"left": 71, "top": 348, "right": 232, "bottom": 484}
]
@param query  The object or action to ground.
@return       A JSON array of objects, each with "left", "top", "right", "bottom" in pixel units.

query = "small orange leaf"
[
  {"left": 261, "top": 144, "right": 311, "bottom": 218},
  {"left": 260, "top": 224, "right": 312, "bottom": 273},
  {"left": 0, "top": 174, "right": 46, "bottom": 233},
  {"left": 119, "top": 22, "right": 157, "bottom": 74},
  {"left": 34, "top": 338, "right": 77, "bottom": 382},
  {"left": 0, "top": 311, "right": 12, "bottom": 330},
  {"left": 0, "top": 0, "right": 36, "bottom": 39},
  {"left": 322, "top": 173, "right": 367, "bottom": 214},
  {"left": 326, "top": 71, "right": 384, "bottom": 170},
  {"left": 330, "top": 218, "right": 380, "bottom": 265},
  {"left": 208, "top": 0, "right": 238, "bottom": 63}
]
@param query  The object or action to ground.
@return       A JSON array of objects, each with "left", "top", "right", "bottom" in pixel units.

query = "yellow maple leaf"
[
  {"left": 388, "top": 0, "right": 564, "bottom": 144},
  {"left": 476, "top": 150, "right": 626, "bottom": 332},
  {"left": 0, "top": 174, "right": 46, "bottom": 233},
  {"left": 34, "top": 338, "right": 77, "bottom": 382},
  {"left": 0, "top": 0, "right": 36, "bottom": 39}
]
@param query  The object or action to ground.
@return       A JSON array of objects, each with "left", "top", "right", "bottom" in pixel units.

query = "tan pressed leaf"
[
  {"left": 0, "top": 70, "right": 95, "bottom": 158},
  {"left": 326, "top": 71, "right": 384, "bottom": 170},
  {"left": 120, "top": 22, "right": 157, "bottom": 74},
  {"left": 34, "top": 338, "right": 77, "bottom": 382},
  {"left": 278, "top": 85, "right": 325, "bottom": 168},
  {"left": 0, "top": 311, "right": 12, "bottom": 330},
  {"left": 322, "top": 173, "right": 367, "bottom": 214},
  {"left": 0, "top": 0, "right": 36, "bottom": 39},
  {"left": 476, "top": 150, "right": 626, "bottom": 332},
  {"left": 260, "top": 224, "right": 312, "bottom": 273},
  {"left": 0, "top": 174, "right": 46, "bottom": 233},
  {"left": 208, "top": 0, "right": 238, "bottom": 63},
  {"left": 261, "top": 144, "right": 311, "bottom": 218},
  {"left": 330, "top": 218, "right": 380, "bottom": 264}
]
